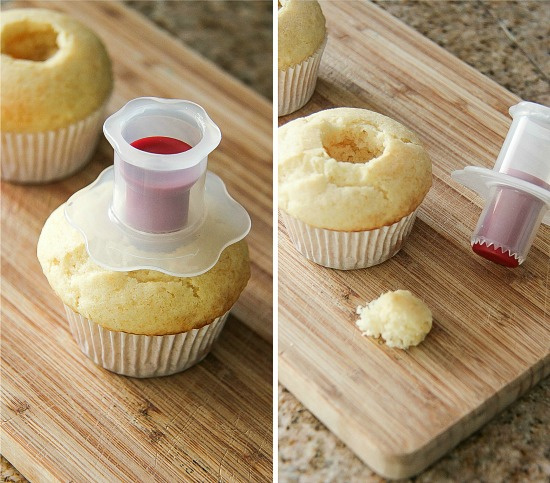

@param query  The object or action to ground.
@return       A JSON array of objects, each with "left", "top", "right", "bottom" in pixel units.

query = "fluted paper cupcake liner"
[
  {"left": 1, "top": 103, "right": 106, "bottom": 183},
  {"left": 278, "top": 35, "right": 327, "bottom": 116},
  {"left": 281, "top": 210, "right": 418, "bottom": 270},
  {"left": 64, "top": 305, "right": 229, "bottom": 378}
]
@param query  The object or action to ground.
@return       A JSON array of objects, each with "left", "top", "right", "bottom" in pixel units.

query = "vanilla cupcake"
[
  {"left": 1, "top": 9, "right": 113, "bottom": 183},
  {"left": 279, "top": 107, "right": 432, "bottom": 269},
  {"left": 278, "top": 0, "right": 326, "bottom": 116},
  {"left": 37, "top": 204, "right": 250, "bottom": 378}
]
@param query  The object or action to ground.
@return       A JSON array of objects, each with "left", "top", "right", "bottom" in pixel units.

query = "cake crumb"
[{"left": 356, "top": 290, "right": 432, "bottom": 349}]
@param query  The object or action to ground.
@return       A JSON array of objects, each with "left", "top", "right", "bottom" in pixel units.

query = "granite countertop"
[
  {"left": 125, "top": 0, "right": 272, "bottom": 100},
  {"left": 279, "top": 1, "right": 549, "bottom": 482}
]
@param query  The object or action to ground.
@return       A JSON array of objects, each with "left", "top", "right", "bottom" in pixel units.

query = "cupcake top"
[
  {"left": 1, "top": 8, "right": 113, "bottom": 132},
  {"left": 37, "top": 205, "right": 250, "bottom": 335},
  {"left": 278, "top": 0, "right": 326, "bottom": 71},
  {"left": 356, "top": 290, "right": 433, "bottom": 349},
  {"left": 278, "top": 107, "right": 432, "bottom": 231}
]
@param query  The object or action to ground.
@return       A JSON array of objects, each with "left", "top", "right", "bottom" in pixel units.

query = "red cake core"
[{"left": 472, "top": 242, "right": 519, "bottom": 268}]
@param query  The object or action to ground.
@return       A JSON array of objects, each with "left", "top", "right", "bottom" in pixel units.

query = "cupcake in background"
[
  {"left": 279, "top": 107, "right": 432, "bottom": 269},
  {"left": 37, "top": 204, "right": 250, "bottom": 378},
  {"left": 1, "top": 8, "right": 113, "bottom": 183},
  {"left": 278, "top": 0, "right": 326, "bottom": 116}
]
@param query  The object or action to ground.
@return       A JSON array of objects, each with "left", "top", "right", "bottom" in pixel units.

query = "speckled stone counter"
[
  {"left": 125, "top": 0, "right": 272, "bottom": 100},
  {"left": 279, "top": 1, "right": 549, "bottom": 481}
]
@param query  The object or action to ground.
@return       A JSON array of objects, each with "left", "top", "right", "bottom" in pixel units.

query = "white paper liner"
[
  {"left": 281, "top": 210, "right": 418, "bottom": 270},
  {"left": 278, "top": 35, "right": 327, "bottom": 116},
  {"left": 1, "top": 103, "right": 106, "bottom": 183},
  {"left": 64, "top": 305, "right": 229, "bottom": 378}
]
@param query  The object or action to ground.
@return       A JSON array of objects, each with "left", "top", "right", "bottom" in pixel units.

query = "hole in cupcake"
[
  {"left": 323, "top": 124, "right": 385, "bottom": 163},
  {"left": 1, "top": 21, "right": 60, "bottom": 61}
]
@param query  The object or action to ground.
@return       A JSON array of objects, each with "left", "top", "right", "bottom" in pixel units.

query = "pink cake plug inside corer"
[
  {"left": 452, "top": 101, "right": 550, "bottom": 267},
  {"left": 104, "top": 98, "right": 218, "bottom": 235},
  {"left": 64, "top": 97, "right": 251, "bottom": 277}
]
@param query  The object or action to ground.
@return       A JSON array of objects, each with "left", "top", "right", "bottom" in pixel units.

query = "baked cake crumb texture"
[{"left": 356, "top": 290, "right": 432, "bottom": 349}]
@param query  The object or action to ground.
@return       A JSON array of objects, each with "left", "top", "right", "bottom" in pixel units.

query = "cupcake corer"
[
  {"left": 452, "top": 101, "right": 550, "bottom": 267},
  {"left": 65, "top": 97, "right": 251, "bottom": 277}
]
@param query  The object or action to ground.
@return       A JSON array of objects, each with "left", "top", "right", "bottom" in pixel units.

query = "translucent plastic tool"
[
  {"left": 65, "top": 97, "right": 251, "bottom": 276},
  {"left": 452, "top": 101, "right": 550, "bottom": 267}
]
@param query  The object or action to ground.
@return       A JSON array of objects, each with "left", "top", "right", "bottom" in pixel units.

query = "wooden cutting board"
[
  {"left": 1, "top": 1, "right": 272, "bottom": 481},
  {"left": 279, "top": 1, "right": 549, "bottom": 479}
]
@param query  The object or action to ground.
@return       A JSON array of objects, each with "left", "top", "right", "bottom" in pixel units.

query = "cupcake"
[
  {"left": 1, "top": 8, "right": 113, "bottom": 183},
  {"left": 37, "top": 204, "right": 250, "bottom": 378},
  {"left": 279, "top": 107, "right": 432, "bottom": 269},
  {"left": 278, "top": 0, "right": 326, "bottom": 116}
]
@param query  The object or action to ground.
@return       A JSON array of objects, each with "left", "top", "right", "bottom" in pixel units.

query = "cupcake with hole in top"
[
  {"left": 1, "top": 8, "right": 112, "bottom": 183},
  {"left": 279, "top": 107, "right": 432, "bottom": 269}
]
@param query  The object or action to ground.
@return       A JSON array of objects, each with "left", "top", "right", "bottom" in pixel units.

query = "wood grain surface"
[
  {"left": 1, "top": 1, "right": 272, "bottom": 481},
  {"left": 278, "top": 1, "right": 549, "bottom": 479}
]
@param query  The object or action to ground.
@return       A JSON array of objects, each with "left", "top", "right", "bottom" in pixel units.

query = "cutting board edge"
[
  {"left": 279, "top": 352, "right": 550, "bottom": 479},
  {"left": 1, "top": 429, "right": 53, "bottom": 483},
  {"left": 320, "top": 0, "right": 520, "bottom": 108}
]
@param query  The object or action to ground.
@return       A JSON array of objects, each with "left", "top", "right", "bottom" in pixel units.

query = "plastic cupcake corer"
[
  {"left": 452, "top": 101, "right": 550, "bottom": 267},
  {"left": 65, "top": 97, "right": 251, "bottom": 276}
]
